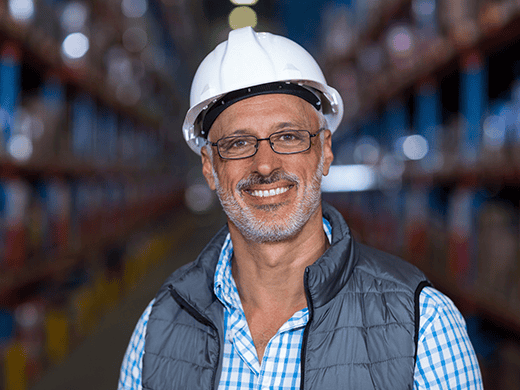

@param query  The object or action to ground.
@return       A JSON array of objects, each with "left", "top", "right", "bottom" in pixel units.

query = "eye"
[
  {"left": 219, "top": 136, "right": 253, "bottom": 151},
  {"left": 232, "top": 138, "right": 249, "bottom": 148},
  {"left": 279, "top": 133, "right": 297, "bottom": 142},
  {"left": 273, "top": 131, "right": 306, "bottom": 143}
]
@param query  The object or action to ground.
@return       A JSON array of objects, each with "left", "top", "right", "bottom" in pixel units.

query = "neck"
[{"left": 229, "top": 206, "right": 329, "bottom": 312}]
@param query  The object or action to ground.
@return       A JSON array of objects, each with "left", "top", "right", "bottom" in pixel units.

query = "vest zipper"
[
  {"left": 300, "top": 268, "right": 313, "bottom": 390},
  {"left": 168, "top": 284, "right": 221, "bottom": 390}
]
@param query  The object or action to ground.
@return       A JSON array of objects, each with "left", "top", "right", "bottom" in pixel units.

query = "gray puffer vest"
[{"left": 142, "top": 202, "right": 430, "bottom": 389}]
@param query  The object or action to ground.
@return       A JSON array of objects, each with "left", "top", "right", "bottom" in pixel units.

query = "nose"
[{"left": 250, "top": 138, "right": 282, "bottom": 176}]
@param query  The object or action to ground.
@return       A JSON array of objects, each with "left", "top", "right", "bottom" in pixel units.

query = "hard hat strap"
[{"left": 200, "top": 82, "right": 322, "bottom": 138}]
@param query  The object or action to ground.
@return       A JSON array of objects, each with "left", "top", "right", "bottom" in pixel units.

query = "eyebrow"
[
  {"left": 276, "top": 121, "right": 304, "bottom": 130},
  {"left": 227, "top": 129, "right": 252, "bottom": 136},
  {"left": 225, "top": 121, "right": 308, "bottom": 137}
]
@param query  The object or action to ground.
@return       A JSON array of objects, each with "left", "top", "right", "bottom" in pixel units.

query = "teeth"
[{"left": 250, "top": 187, "right": 289, "bottom": 198}]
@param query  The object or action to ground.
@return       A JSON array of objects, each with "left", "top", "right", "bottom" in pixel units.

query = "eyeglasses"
[{"left": 209, "top": 129, "right": 324, "bottom": 160}]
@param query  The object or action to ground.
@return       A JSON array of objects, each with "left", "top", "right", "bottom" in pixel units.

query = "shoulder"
[
  {"left": 154, "top": 224, "right": 230, "bottom": 305},
  {"left": 154, "top": 261, "right": 199, "bottom": 301},
  {"left": 415, "top": 287, "right": 483, "bottom": 389},
  {"left": 354, "top": 242, "right": 429, "bottom": 291},
  {"left": 118, "top": 299, "right": 155, "bottom": 390},
  {"left": 418, "top": 286, "right": 467, "bottom": 336},
  {"left": 419, "top": 286, "right": 459, "bottom": 310},
  {"left": 148, "top": 260, "right": 202, "bottom": 323}
]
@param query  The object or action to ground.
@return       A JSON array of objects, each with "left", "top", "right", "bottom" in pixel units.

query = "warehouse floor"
[{"left": 29, "top": 208, "right": 226, "bottom": 390}]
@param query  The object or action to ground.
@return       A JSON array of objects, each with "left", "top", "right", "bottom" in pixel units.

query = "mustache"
[{"left": 236, "top": 170, "right": 299, "bottom": 191}]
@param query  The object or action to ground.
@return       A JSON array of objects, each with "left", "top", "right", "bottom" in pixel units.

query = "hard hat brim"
[{"left": 183, "top": 79, "right": 343, "bottom": 156}]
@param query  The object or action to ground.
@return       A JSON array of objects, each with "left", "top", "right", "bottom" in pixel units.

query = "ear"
[
  {"left": 321, "top": 129, "right": 334, "bottom": 176},
  {"left": 201, "top": 146, "right": 217, "bottom": 191}
]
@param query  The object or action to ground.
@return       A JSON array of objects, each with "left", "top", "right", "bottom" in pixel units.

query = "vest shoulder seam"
[
  {"left": 353, "top": 266, "right": 423, "bottom": 291},
  {"left": 165, "top": 261, "right": 200, "bottom": 285}
]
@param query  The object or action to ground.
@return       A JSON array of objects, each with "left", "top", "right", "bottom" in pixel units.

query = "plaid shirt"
[{"left": 119, "top": 220, "right": 483, "bottom": 389}]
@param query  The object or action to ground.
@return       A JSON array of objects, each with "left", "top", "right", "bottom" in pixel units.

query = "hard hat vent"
[{"left": 219, "top": 27, "right": 276, "bottom": 92}]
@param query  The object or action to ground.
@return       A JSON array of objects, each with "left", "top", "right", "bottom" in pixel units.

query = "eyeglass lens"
[{"left": 217, "top": 130, "right": 311, "bottom": 159}]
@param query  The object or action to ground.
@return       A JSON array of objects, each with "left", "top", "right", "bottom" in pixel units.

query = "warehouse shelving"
[
  {"left": 0, "top": 1, "right": 190, "bottom": 388},
  {"left": 322, "top": 0, "right": 520, "bottom": 387}
]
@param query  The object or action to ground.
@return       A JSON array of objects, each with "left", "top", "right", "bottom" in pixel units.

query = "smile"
[{"left": 249, "top": 186, "right": 290, "bottom": 198}]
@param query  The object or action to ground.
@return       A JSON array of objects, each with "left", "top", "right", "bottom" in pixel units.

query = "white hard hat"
[{"left": 182, "top": 26, "right": 344, "bottom": 155}]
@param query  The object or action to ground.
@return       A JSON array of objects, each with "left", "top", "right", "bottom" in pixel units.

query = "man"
[{"left": 119, "top": 27, "right": 482, "bottom": 389}]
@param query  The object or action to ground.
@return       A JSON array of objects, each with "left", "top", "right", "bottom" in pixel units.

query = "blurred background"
[{"left": 0, "top": 0, "right": 519, "bottom": 388}]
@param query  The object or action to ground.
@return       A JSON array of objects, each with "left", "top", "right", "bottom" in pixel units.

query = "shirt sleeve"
[
  {"left": 118, "top": 299, "right": 155, "bottom": 390},
  {"left": 414, "top": 287, "right": 483, "bottom": 389}
]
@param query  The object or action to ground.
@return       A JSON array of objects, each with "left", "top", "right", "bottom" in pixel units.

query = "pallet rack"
[{"left": 321, "top": 0, "right": 520, "bottom": 387}]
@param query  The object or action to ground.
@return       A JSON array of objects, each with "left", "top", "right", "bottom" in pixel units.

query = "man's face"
[{"left": 201, "top": 94, "right": 334, "bottom": 243}]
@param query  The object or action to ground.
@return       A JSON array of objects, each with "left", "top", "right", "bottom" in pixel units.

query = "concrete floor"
[{"left": 30, "top": 209, "right": 225, "bottom": 390}]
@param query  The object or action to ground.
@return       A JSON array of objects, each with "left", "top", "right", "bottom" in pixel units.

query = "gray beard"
[{"left": 211, "top": 151, "right": 325, "bottom": 243}]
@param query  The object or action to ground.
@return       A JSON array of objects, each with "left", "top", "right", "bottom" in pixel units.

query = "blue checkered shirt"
[{"left": 118, "top": 220, "right": 483, "bottom": 389}]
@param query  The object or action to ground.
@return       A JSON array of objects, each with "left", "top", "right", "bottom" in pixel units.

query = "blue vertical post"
[
  {"left": 363, "top": 111, "right": 379, "bottom": 139},
  {"left": 0, "top": 43, "right": 22, "bottom": 148},
  {"left": 106, "top": 110, "right": 118, "bottom": 163},
  {"left": 384, "top": 98, "right": 409, "bottom": 151},
  {"left": 278, "top": 0, "right": 327, "bottom": 55},
  {"left": 97, "top": 108, "right": 118, "bottom": 164},
  {"left": 0, "top": 184, "right": 5, "bottom": 265},
  {"left": 415, "top": 79, "right": 440, "bottom": 150},
  {"left": 71, "top": 94, "right": 95, "bottom": 160},
  {"left": 460, "top": 51, "right": 486, "bottom": 163},
  {"left": 41, "top": 74, "right": 65, "bottom": 108}
]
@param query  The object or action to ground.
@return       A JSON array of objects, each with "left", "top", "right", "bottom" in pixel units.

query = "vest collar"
[
  {"left": 304, "top": 202, "right": 357, "bottom": 308},
  {"left": 168, "top": 224, "right": 229, "bottom": 321}
]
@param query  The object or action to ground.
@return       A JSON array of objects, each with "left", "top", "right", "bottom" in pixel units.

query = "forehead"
[{"left": 208, "top": 94, "right": 319, "bottom": 139}]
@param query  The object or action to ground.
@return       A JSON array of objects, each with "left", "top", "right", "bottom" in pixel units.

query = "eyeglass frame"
[{"left": 207, "top": 128, "right": 325, "bottom": 160}]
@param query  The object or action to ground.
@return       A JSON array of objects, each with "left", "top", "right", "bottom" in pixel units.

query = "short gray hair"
[{"left": 317, "top": 109, "right": 327, "bottom": 131}]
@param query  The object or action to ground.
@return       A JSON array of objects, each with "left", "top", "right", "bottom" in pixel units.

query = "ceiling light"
[
  {"left": 229, "top": 6, "right": 257, "bottom": 29},
  {"left": 62, "top": 33, "right": 90, "bottom": 59},
  {"left": 230, "top": 0, "right": 258, "bottom": 5}
]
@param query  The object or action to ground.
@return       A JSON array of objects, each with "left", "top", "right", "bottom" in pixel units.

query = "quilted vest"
[{"left": 142, "top": 203, "right": 430, "bottom": 389}]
